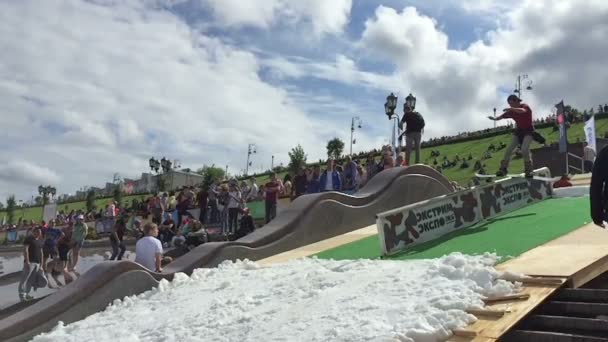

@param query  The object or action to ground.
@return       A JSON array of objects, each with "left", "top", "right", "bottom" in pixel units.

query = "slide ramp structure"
[{"left": 0, "top": 165, "right": 454, "bottom": 341}]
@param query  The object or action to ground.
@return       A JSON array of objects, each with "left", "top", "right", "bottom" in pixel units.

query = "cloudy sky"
[{"left": 1, "top": 0, "right": 606, "bottom": 202}]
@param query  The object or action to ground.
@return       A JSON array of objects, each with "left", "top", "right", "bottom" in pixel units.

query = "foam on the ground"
[
  {"left": 553, "top": 185, "right": 590, "bottom": 198},
  {"left": 33, "top": 253, "right": 517, "bottom": 342}
]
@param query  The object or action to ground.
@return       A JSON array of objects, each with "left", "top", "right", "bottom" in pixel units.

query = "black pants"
[
  {"left": 110, "top": 239, "right": 126, "bottom": 260},
  {"left": 228, "top": 208, "right": 239, "bottom": 234},
  {"left": 265, "top": 201, "right": 277, "bottom": 224},
  {"left": 209, "top": 200, "right": 218, "bottom": 223},
  {"left": 199, "top": 206, "right": 208, "bottom": 224}
]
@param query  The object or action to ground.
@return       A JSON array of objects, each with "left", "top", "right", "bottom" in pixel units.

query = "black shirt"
[
  {"left": 294, "top": 175, "right": 308, "bottom": 196},
  {"left": 24, "top": 235, "right": 43, "bottom": 264},
  {"left": 591, "top": 145, "right": 608, "bottom": 225}
]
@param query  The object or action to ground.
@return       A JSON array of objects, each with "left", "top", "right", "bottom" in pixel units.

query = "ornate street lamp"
[
  {"left": 385, "top": 93, "right": 397, "bottom": 119},
  {"left": 405, "top": 93, "right": 416, "bottom": 110}
]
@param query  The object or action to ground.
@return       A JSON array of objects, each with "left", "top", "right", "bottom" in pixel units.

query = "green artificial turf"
[{"left": 314, "top": 197, "right": 591, "bottom": 263}]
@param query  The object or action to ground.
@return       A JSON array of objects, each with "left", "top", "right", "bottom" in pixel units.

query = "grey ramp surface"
[{"left": 0, "top": 165, "right": 453, "bottom": 341}]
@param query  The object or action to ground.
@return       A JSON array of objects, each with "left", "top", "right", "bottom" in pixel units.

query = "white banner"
[
  {"left": 42, "top": 203, "right": 58, "bottom": 222},
  {"left": 584, "top": 116, "right": 597, "bottom": 152}
]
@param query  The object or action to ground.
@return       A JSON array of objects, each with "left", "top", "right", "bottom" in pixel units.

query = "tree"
[
  {"left": 113, "top": 186, "right": 123, "bottom": 208},
  {"left": 6, "top": 195, "right": 16, "bottom": 225},
  {"left": 196, "top": 164, "right": 226, "bottom": 188},
  {"left": 326, "top": 137, "right": 345, "bottom": 160},
  {"left": 288, "top": 144, "right": 307, "bottom": 175},
  {"left": 0, "top": 201, "right": 4, "bottom": 211},
  {"left": 86, "top": 190, "right": 96, "bottom": 213}
]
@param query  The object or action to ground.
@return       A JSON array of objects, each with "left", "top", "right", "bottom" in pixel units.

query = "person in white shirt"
[
  {"left": 247, "top": 178, "right": 259, "bottom": 202},
  {"left": 584, "top": 142, "right": 596, "bottom": 173},
  {"left": 227, "top": 184, "right": 242, "bottom": 235},
  {"left": 135, "top": 223, "right": 163, "bottom": 272}
]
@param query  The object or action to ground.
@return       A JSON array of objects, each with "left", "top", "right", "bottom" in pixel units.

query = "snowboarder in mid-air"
[{"left": 489, "top": 94, "right": 536, "bottom": 178}]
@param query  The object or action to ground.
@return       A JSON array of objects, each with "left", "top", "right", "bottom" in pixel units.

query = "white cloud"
[
  {"left": 0, "top": 0, "right": 350, "bottom": 201},
  {"left": 200, "top": 0, "right": 352, "bottom": 36},
  {"left": 0, "top": 160, "right": 61, "bottom": 187}
]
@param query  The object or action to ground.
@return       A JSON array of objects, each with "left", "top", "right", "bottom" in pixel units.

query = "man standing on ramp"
[
  {"left": 591, "top": 144, "right": 607, "bottom": 227},
  {"left": 489, "top": 94, "right": 535, "bottom": 178}
]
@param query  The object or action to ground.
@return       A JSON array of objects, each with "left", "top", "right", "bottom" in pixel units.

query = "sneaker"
[
  {"left": 496, "top": 168, "right": 507, "bottom": 177},
  {"left": 524, "top": 171, "right": 534, "bottom": 179},
  {"left": 20, "top": 295, "right": 34, "bottom": 302}
]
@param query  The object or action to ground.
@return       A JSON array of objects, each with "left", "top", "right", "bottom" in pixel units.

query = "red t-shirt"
[
  {"left": 265, "top": 181, "right": 279, "bottom": 202},
  {"left": 503, "top": 104, "right": 533, "bottom": 130},
  {"left": 553, "top": 179, "right": 572, "bottom": 188}
]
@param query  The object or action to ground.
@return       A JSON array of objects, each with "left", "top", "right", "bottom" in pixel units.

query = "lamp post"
[
  {"left": 493, "top": 107, "right": 497, "bottom": 129},
  {"left": 350, "top": 116, "right": 363, "bottom": 156},
  {"left": 271, "top": 155, "right": 274, "bottom": 170},
  {"left": 245, "top": 144, "right": 256, "bottom": 176},
  {"left": 514, "top": 74, "right": 533, "bottom": 99},
  {"left": 149, "top": 157, "right": 173, "bottom": 192},
  {"left": 385, "top": 92, "right": 416, "bottom": 151}
]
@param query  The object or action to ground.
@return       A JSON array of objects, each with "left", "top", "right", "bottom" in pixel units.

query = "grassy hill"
[{"left": 3, "top": 117, "right": 606, "bottom": 223}]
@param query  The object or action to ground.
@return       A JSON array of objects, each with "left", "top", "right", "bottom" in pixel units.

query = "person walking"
[
  {"left": 69, "top": 215, "right": 88, "bottom": 272},
  {"left": 18, "top": 227, "right": 44, "bottom": 302},
  {"left": 591, "top": 144, "right": 608, "bottom": 227},
  {"left": 109, "top": 218, "right": 127, "bottom": 260},
  {"left": 490, "top": 94, "right": 536, "bottom": 178}
]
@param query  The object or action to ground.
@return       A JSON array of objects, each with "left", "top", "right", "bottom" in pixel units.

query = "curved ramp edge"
[{"left": 0, "top": 165, "right": 453, "bottom": 340}]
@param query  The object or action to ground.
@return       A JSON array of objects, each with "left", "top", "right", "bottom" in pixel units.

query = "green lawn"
[
  {"left": 2, "top": 194, "right": 149, "bottom": 223},
  {"left": 314, "top": 197, "right": 591, "bottom": 263}
]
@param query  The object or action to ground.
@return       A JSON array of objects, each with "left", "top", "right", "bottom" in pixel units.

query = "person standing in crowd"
[
  {"left": 18, "top": 227, "right": 44, "bottom": 302},
  {"left": 591, "top": 144, "right": 608, "bottom": 227},
  {"left": 366, "top": 154, "right": 378, "bottom": 180},
  {"left": 208, "top": 181, "right": 220, "bottom": 223},
  {"left": 109, "top": 218, "right": 127, "bottom": 260},
  {"left": 283, "top": 175, "right": 293, "bottom": 198},
  {"left": 69, "top": 215, "right": 88, "bottom": 272},
  {"left": 319, "top": 159, "right": 342, "bottom": 192},
  {"left": 307, "top": 166, "right": 321, "bottom": 194},
  {"left": 293, "top": 168, "right": 308, "bottom": 199},
  {"left": 491, "top": 94, "right": 536, "bottom": 178},
  {"left": 56, "top": 222, "right": 73, "bottom": 282},
  {"left": 135, "top": 223, "right": 164, "bottom": 272},
  {"left": 246, "top": 178, "right": 259, "bottom": 202},
  {"left": 42, "top": 220, "right": 64, "bottom": 275},
  {"left": 149, "top": 193, "right": 164, "bottom": 225},
  {"left": 400, "top": 102, "right": 425, "bottom": 165},
  {"left": 264, "top": 173, "right": 281, "bottom": 223},
  {"left": 196, "top": 186, "right": 208, "bottom": 224},
  {"left": 342, "top": 156, "right": 358, "bottom": 191},
  {"left": 355, "top": 164, "right": 367, "bottom": 189},
  {"left": 227, "top": 183, "right": 242, "bottom": 236},
  {"left": 584, "top": 142, "right": 596, "bottom": 173}
]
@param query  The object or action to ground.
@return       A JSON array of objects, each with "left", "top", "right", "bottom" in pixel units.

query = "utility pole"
[
  {"left": 245, "top": 144, "right": 256, "bottom": 176},
  {"left": 493, "top": 107, "right": 497, "bottom": 129},
  {"left": 271, "top": 155, "right": 274, "bottom": 170}
]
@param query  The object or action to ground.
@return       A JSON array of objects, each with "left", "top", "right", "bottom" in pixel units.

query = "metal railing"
[{"left": 567, "top": 152, "right": 584, "bottom": 174}]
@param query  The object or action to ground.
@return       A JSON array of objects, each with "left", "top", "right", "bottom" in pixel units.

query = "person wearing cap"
[
  {"left": 590, "top": 144, "right": 608, "bottom": 227},
  {"left": 69, "top": 215, "right": 88, "bottom": 272},
  {"left": 490, "top": 94, "right": 536, "bottom": 178}
]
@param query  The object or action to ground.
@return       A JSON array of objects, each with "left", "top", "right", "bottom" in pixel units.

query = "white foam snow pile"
[{"left": 33, "top": 253, "right": 517, "bottom": 342}]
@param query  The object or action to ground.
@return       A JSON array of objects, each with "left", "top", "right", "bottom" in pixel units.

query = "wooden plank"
[
  {"left": 453, "top": 329, "right": 477, "bottom": 338},
  {"left": 495, "top": 224, "right": 608, "bottom": 278},
  {"left": 483, "top": 293, "right": 530, "bottom": 304},
  {"left": 466, "top": 309, "right": 506, "bottom": 318},
  {"left": 461, "top": 285, "right": 560, "bottom": 340}
]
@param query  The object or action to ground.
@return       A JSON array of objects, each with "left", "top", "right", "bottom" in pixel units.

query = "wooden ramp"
[{"left": 258, "top": 223, "right": 608, "bottom": 342}]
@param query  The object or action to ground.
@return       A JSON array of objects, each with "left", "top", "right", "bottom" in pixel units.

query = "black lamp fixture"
[
  {"left": 405, "top": 93, "right": 416, "bottom": 110},
  {"left": 385, "top": 92, "right": 398, "bottom": 119}
]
